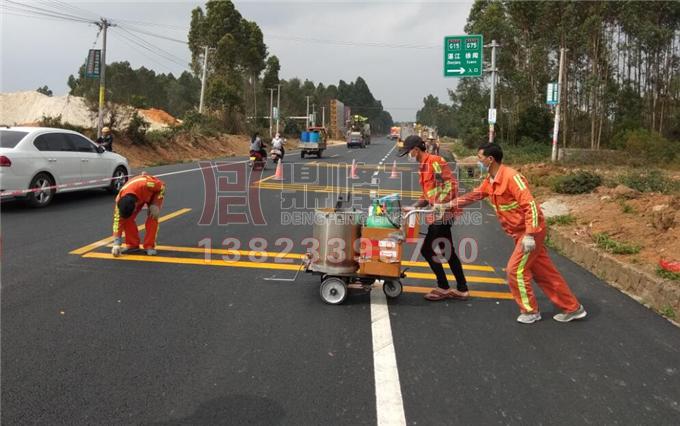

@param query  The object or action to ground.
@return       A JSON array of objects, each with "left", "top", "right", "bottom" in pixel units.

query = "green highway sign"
[{"left": 444, "top": 35, "right": 483, "bottom": 77}]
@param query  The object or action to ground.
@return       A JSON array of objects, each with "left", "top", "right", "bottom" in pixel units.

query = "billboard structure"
[{"left": 328, "top": 99, "right": 348, "bottom": 140}]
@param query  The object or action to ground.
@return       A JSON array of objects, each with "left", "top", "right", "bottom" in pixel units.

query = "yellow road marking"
[
  {"left": 80, "top": 252, "right": 506, "bottom": 285},
  {"left": 256, "top": 182, "right": 422, "bottom": 198},
  {"left": 108, "top": 244, "right": 496, "bottom": 273},
  {"left": 402, "top": 286, "right": 514, "bottom": 300},
  {"left": 306, "top": 161, "right": 411, "bottom": 172},
  {"left": 253, "top": 174, "right": 277, "bottom": 184},
  {"left": 69, "top": 208, "right": 192, "bottom": 255},
  {"left": 405, "top": 271, "right": 505, "bottom": 284}
]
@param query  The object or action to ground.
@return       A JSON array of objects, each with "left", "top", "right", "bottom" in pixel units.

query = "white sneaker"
[
  {"left": 553, "top": 305, "right": 587, "bottom": 323},
  {"left": 516, "top": 312, "right": 542, "bottom": 324},
  {"left": 146, "top": 248, "right": 157, "bottom": 256}
]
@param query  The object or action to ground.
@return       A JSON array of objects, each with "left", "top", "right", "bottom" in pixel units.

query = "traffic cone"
[
  {"left": 350, "top": 159, "right": 359, "bottom": 179},
  {"left": 389, "top": 160, "right": 399, "bottom": 179},
  {"left": 272, "top": 159, "right": 284, "bottom": 181}
]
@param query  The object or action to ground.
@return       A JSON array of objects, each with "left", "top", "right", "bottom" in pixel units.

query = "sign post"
[
  {"left": 85, "top": 49, "right": 101, "bottom": 78},
  {"left": 444, "top": 35, "right": 483, "bottom": 77}
]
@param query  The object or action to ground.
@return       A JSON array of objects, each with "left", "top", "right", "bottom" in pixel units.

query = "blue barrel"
[
  {"left": 309, "top": 131, "right": 320, "bottom": 143},
  {"left": 301, "top": 131, "right": 310, "bottom": 142}
]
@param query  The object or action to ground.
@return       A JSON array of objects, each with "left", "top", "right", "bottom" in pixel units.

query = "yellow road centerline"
[
  {"left": 402, "top": 286, "right": 513, "bottom": 300},
  {"left": 70, "top": 208, "right": 192, "bottom": 255},
  {"left": 80, "top": 252, "right": 506, "bottom": 285},
  {"left": 104, "top": 244, "right": 496, "bottom": 273}
]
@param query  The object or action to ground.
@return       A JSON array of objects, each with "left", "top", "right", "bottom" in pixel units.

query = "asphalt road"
[{"left": 2, "top": 137, "right": 679, "bottom": 425}]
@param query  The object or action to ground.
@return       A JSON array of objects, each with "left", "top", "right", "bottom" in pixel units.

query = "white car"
[{"left": 0, "top": 127, "right": 129, "bottom": 207}]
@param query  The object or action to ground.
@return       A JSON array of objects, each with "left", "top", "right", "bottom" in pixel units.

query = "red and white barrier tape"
[{"left": 0, "top": 159, "right": 248, "bottom": 198}]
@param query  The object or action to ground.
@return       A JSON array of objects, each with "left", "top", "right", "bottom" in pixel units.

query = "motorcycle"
[
  {"left": 248, "top": 150, "right": 267, "bottom": 170},
  {"left": 269, "top": 147, "right": 283, "bottom": 163}
]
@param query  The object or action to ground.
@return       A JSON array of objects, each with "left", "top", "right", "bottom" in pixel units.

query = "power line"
[
  {"left": 3, "top": 0, "right": 94, "bottom": 23},
  {"left": 113, "top": 28, "right": 189, "bottom": 69},
  {"left": 109, "top": 31, "right": 189, "bottom": 75},
  {"left": 118, "top": 24, "right": 188, "bottom": 45},
  {"left": 116, "top": 27, "right": 189, "bottom": 67},
  {"left": 42, "top": 0, "right": 99, "bottom": 20}
]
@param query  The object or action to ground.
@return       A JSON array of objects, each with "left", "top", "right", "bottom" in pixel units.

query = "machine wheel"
[
  {"left": 320, "top": 277, "right": 348, "bottom": 305},
  {"left": 107, "top": 166, "right": 128, "bottom": 194},
  {"left": 26, "top": 172, "right": 55, "bottom": 208},
  {"left": 317, "top": 150, "right": 322, "bottom": 158},
  {"left": 361, "top": 142, "right": 366, "bottom": 149},
  {"left": 301, "top": 151, "right": 305, "bottom": 159},
  {"left": 382, "top": 280, "right": 402, "bottom": 299}
]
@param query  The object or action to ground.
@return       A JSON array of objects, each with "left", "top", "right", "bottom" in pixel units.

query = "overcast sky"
[{"left": 1, "top": 0, "right": 473, "bottom": 121}]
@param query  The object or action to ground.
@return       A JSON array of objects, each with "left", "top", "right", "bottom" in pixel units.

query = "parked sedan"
[{"left": 0, "top": 127, "right": 129, "bottom": 207}]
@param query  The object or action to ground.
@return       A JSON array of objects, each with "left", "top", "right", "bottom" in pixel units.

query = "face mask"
[
  {"left": 408, "top": 151, "right": 417, "bottom": 163},
  {"left": 478, "top": 160, "right": 489, "bottom": 174}
]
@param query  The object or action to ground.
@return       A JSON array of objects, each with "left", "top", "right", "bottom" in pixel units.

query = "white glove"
[
  {"left": 149, "top": 204, "right": 160, "bottom": 220},
  {"left": 112, "top": 237, "right": 122, "bottom": 257},
  {"left": 521, "top": 235, "right": 536, "bottom": 253},
  {"left": 433, "top": 202, "right": 448, "bottom": 220}
]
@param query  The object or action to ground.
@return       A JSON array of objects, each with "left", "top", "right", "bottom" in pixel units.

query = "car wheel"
[
  {"left": 26, "top": 172, "right": 55, "bottom": 208},
  {"left": 301, "top": 151, "right": 305, "bottom": 159},
  {"left": 108, "top": 166, "right": 128, "bottom": 194}
]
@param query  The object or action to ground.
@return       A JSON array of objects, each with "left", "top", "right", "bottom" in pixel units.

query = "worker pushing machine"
[
  {"left": 455, "top": 143, "right": 586, "bottom": 324},
  {"left": 399, "top": 135, "right": 469, "bottom": 301},
  {"left": 111, "top": 173, "right": 166, "bottom": 257}
]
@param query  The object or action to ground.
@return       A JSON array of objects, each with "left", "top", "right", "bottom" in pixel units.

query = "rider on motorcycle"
[
  {"left": 271, "top": 133, "right": 285, "bottom": 160},
  {"left": 250, "top": 132, "right": 266, "bottom": 161}
]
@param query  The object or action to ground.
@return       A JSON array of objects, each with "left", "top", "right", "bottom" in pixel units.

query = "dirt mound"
[
  {"left": 0, "top": 91, "right": 95, "bottom": 128},
  {"left": 113, "top": 132, "right": 250, "bottom": 168},
  {"left": 138, "top": 108, "right": 180, "bottom": 130}
]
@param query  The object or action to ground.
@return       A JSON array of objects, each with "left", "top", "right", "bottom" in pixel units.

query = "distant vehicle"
[
  {"left": 300, "top": 127, "right": 328, "bottom": 159},
  {"left": 388, "top": 126, "right": 400, "bottom": 140},
  {"left": 348, "top": 115, "right": 370, "bottom": 146},
  {"left": 347, "top": 132, "right": 365, "bottom": 149},
  {"left": 0, "top": 127, "right": 129, "bottom": 207}
]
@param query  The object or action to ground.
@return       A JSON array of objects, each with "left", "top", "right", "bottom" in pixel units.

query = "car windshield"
[{"left": 0, "top": 130, "right": 28, "bottom": 148}]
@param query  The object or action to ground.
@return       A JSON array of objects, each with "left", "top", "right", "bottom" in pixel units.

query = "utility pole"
[
  {"left": 305, "top": 96, "right": 310, "bottom": 129},
  {"left": 276, "top": 83, "right": 281, "bottom": 133},
  {"left": 96, "top": 18, "right": 114, "bottom": 138},
  {"left": 487, "top": 39, "right": 499, "bottom": 143},
  {"left": 312, "top": 103, "right": 316, "bottom": 126},
  {"left": 199, "top": 46, "right": 210, "bottom": 114},
  {"left": 268, "top": 88, "right": 275, "bottom": 137},
  {"left": 321, "top": 106, "right": 326, "bottom": 128},
  {"left": 552, "top": 47, "right": 567, "bottom": 162}
]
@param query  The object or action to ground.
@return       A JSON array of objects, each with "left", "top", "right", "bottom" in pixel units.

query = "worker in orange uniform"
[
  {"left": 398, "top": 135, "right": 469, "bottom": 301},
  {"left": 454, "top": 143, "right": 586, "bottom": 324},
  {"left": 111, "top": 173, "right": 166, "bottom": 257}
]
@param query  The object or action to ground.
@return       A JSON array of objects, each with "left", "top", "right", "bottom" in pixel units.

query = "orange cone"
[
  {"left": 350, "top": 159, "right": 359, "bottom": 179},
  {"left": 272, "top": 159, "right": 284, "bottom": 181},
  {"left": 389, "top": 160, "right": 399, "bottom": 179}
]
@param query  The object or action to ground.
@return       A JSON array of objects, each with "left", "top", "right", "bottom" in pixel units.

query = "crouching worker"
[{"left": 112, "top": 173, "right": 166, "bottom": 257}]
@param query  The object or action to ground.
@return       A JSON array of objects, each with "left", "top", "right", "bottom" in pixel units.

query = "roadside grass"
[
  {"left": 660, "top": 305, "right": 677, "bottom": 320},
  {"left": 593, "top": 232, "right": 641, "bottom": 255},
  {"left": 547, "top": 214, "right": 576, "bottom": 226},
  {"left": 656, "top": 267, "right": 680, "bottom": 281},
  {"left": 618, "top": 200, "right": 636, "bottom": 214}
]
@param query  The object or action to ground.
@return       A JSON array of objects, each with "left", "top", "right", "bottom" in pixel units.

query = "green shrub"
[
  {"left": 620, "top": 170, "right": 679, "bottom": 194},
  {"left": 125, "top": 111, "right": 149, "bottom": 144},
  {"left": 39, "top": 114, "right": 85, "bottom": 133},
  {"left": 620, "top": 129, "right": 677, "bottom": 165},
  {"left": 656, "top": 267, "right": 680, "bottom": 281},
  {"left": 504, "top": 143, "right": 552, "bottom": 165},
  {"left": 546, "top": 215, "right": 576, "bottom": 226},
  {"left": 593, "top": 232, "right": 640, "bottom": 255},
  {"left": 180, "top": 110, "right": 225, "bottom": 136},
  {"left": 145, "top": 128, "right": 176, "bottom": 145},
  {"left": 552, "top": 171, "right": 602, "bottom": 194}
]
